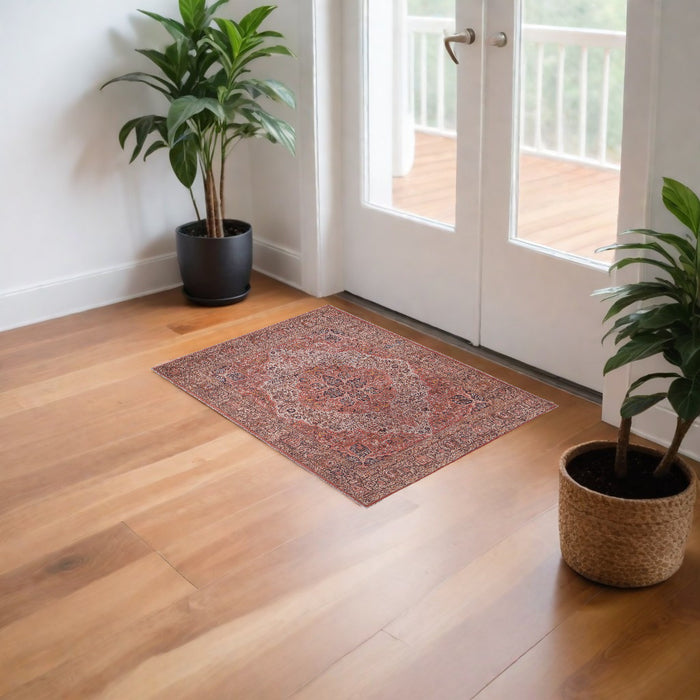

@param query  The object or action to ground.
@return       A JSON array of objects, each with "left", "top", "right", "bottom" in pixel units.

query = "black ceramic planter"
[{"left": 175, "top": 219, "right": 252, "bottom": 306}]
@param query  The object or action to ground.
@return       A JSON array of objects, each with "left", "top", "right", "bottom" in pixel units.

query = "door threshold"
[{"left": 336, "top": 292, "right": 602, "bottom": 405}]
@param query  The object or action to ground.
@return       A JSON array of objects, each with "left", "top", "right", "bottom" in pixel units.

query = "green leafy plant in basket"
[
  {"left": 595, "top": 177, "right": 700, "bottom": 479},
  {"left": 101, "top": 0, "right": 295, "bottom": 239}
]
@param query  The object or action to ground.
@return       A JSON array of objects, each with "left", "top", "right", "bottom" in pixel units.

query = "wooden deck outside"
[{"left": 393, "top": 132, "right": 620, "bottom": 263}]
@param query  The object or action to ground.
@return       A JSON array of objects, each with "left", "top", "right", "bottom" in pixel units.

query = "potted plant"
[
  {"left": 102, "top": 0, "right": 295, "bottom": 305},
  {"left": 559, "top": 177, "right": 699, "bottom": 587}
]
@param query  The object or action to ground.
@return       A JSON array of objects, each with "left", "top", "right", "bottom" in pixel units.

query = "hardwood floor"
[
  {"left": 1, "top": 273, "right": 699, "bottom": 698},
  {"left": 392, "top": 132, "right": 619, "bottom": 264}
]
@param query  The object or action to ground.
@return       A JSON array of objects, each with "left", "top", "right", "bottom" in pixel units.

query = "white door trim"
[
  {"left": 602, "top": 1, "right": 662, "bottom": 435},
  {"left": 299, "top": 0, "right": 344, "bottom": 298}
]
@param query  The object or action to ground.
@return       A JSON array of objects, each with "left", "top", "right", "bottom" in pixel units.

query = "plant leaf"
[
  {"left": 214, "top": 18, "right": 243, "bottom": 57},
  {"left": 595, "top": 282, "right": 684, "bottom": 322},
  {"left": 242, "top": 108, "right": 295, "bottom": 154},
  {"left": 100, "top": 72, "right": 173, "bottom": 97},
  {"left": 664, "top": 348, "right": 683, "bottom": 368},
  {"left": 668, "top": 376, "right": 700, "bottom": 421},
  {"left": 677, "top": 337, "right": 700, "bottom": 376},
  {"left": 608, "top": 256, "right": 691, "bottom": 293},
  {"left": 601, "top": 304, "right": 688, "bottom": 343},
  {"left": 621, "top": 228, "right": 696, "bottom": 263},
  {"left": 639, "top": 303, "right": 689, "bottom": 329},
  {"left": 179, "top": 0, "right": 207, "bottom": 31},
  {"left": 143, "top": 140, "right": 168, "bottom": 160},
  {"left": 117, "top": 115, "right": 165, "bottom": 161},
  {"left": 235, "top": 45, "right": 295, "bottom": 73},
  {"left": 598, "top": 240, "right": 677, "bottom": 267},
  {"left": 135, "top": 48, "right": 181, "bottom": 84},
  {"left": 138, "top": 10, "right": 188, "bottom": 41},
  {"left": 167, "top": 96, "right": 227, "bottom": 141},
  {"left": 244, "top": 78, "right": 296, "bottom": 108},
  {"left": 620, "top": 393, "right": 667, "bottom": 418},
  {"left": 627, "top": 372, "right": 679, "bottom": 393},
  {"left": 662, "top": 177, "right": 700, "bottom": 235},
  {"left": 603, "top": 335, "right": 671, "bottom": 374},
  {"left": 169, "top": 135, "right": 198, "bottom": 188},
  {"left": 199, "top": 33, "right": 233, "bottom": 74},
  {"left": 203, "top": 0, "right": 230, "bottom": 24},
  {"left": 239, "top": 5, "right": 276, "bottom": 35}
]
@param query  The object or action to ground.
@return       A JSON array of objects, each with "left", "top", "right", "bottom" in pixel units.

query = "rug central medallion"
[
  {"left": 154, "top": 305, "right": 556, "bottom": 506},
  {"left": 263, "top": 348, "right": 433, "bottom": 437}
]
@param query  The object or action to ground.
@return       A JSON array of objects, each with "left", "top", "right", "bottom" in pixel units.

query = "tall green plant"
[
  {"left": 595, "top": 178, "right": 700, "bottom": 478},
  {"left": 102, "top": 0, "right": 295, "bottom": 238}
]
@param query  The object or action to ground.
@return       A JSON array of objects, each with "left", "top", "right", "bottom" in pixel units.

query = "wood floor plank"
[
  {"left": 0, "top": 273, "right": 308, "bottom": 391},
  {"left": 0, "top": 374, "right": 206, "bottom": 481},
  {"left": 473, "top": 527, "right": 700, "bottom": 699},
  {"left": 4, "top": 495, "right": 418, "bottom": 699},
  {"left": 0, "top": 292, "right": 320, "bottom": 420},
  {"left": 125, "top": 445, "right": 315, "bottom": 557},
  {"left": 292, "top": 508, "right": 598, "bottom": 700},
  {"left": 69, "top": 427, "right": 594, "bottom": 696},
  {"left": 0, "top": 523, "right": 151, "bottom": 628},
  {"left": 156, "top": 478, "right": 352, "bottom": 588},
  {"left": 0, "top": 414, "right": 231, "bottom": 514},
  {"left": 0, "top": 552, "right": 194, "bottom": 696},
  {"left": 0, "top": 432, "right": 256, "bottom": 574}
]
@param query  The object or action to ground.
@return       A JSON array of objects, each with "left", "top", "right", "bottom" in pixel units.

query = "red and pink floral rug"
[{"left": 154, "top": 306, "right": 556, "bottom": 506}]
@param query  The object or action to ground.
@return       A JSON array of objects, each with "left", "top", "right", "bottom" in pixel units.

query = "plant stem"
[
  {"left": 188, "top": 188, "right": 202, "bottom": 221},
  {"left": 614, "top": 416, "right": 631, "bottom": 478},
  {"left": 211, "top": 166, "right": 223, "bottom": 238},
  {"left": 204, "top": 168, "right": 218, "bottom": 238},
  {"left": 219, "top": 131, "right": 226, "bottom": 221},
  {"left": 655, "top": 417, "right": 693, "bottom": 478}
]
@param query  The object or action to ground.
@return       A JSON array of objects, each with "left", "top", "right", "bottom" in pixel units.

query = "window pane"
[
  {"left": 514, "top": 0, "right": 627, "bottom": 264},
  {"left": 366, "top": 0, "right": 457, "bottom": 226}
]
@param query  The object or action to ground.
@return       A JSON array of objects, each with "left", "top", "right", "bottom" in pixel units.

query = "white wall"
[
  {"left": 241, "top": 0, "right": 307, "bottom": 289},
  {"left": 0, "top": 0, "right": 290, "bottom": 331},
  {"left": 603, "top": 0, "right": 700, "bottom": 459},
  {"left": 0, "top": 0, "right": 359, "bottom": 330}
]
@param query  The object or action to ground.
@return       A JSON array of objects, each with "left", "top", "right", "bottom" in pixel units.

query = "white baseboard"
[
  {"left": 252, "top": 237, "right": 302, "bottom": 290},
  {"left": 1, "top": 239, "right": 305, "bottom": 332},
  {"left": 627, "top": 402, "right": 700, "bottom": 463},
  {"left": 0, "top": 253, "right": 181, "bottom": 332}
]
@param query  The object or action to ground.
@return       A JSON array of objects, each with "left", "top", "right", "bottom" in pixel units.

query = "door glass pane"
[
  {"left": 514, "top": 1, "right": 627, "bottom": 264},
  {"left": 365, "top": 0, "right": 457, "bottom": 226}
]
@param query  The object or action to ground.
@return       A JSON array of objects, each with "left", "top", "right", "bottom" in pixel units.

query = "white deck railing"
[{"left": 407, "top": 18, "right": 626, "bottom": 169}]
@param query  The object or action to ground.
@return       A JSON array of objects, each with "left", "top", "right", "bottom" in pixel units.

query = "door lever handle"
[{"left": 443, "top": 28, "right": 476, "bottom": 64}]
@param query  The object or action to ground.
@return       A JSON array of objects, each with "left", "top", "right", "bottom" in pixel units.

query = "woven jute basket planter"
[{"left": 559, "top": 440, "right": 697, "bottom": 588}]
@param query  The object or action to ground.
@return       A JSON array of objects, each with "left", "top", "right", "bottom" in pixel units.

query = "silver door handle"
[{"left": 443, "top": 28, "right": 476, "bottom": 64}]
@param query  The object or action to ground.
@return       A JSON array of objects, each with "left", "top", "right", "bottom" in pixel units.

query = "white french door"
[
  {"left": 342, "top": 0, "right": 483, "bottom": 342},
  {"left": 343, "top": 0, "right": 626, "bottom": 392}
]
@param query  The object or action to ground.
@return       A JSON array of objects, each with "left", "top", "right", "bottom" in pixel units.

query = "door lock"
[{"left": 488, "top": 32, "right": 508, "bottom": 48}]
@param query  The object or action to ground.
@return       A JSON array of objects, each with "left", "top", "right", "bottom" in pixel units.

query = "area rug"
[{"left": 154, "top": 306, "right": 556, "bottom": 506}]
